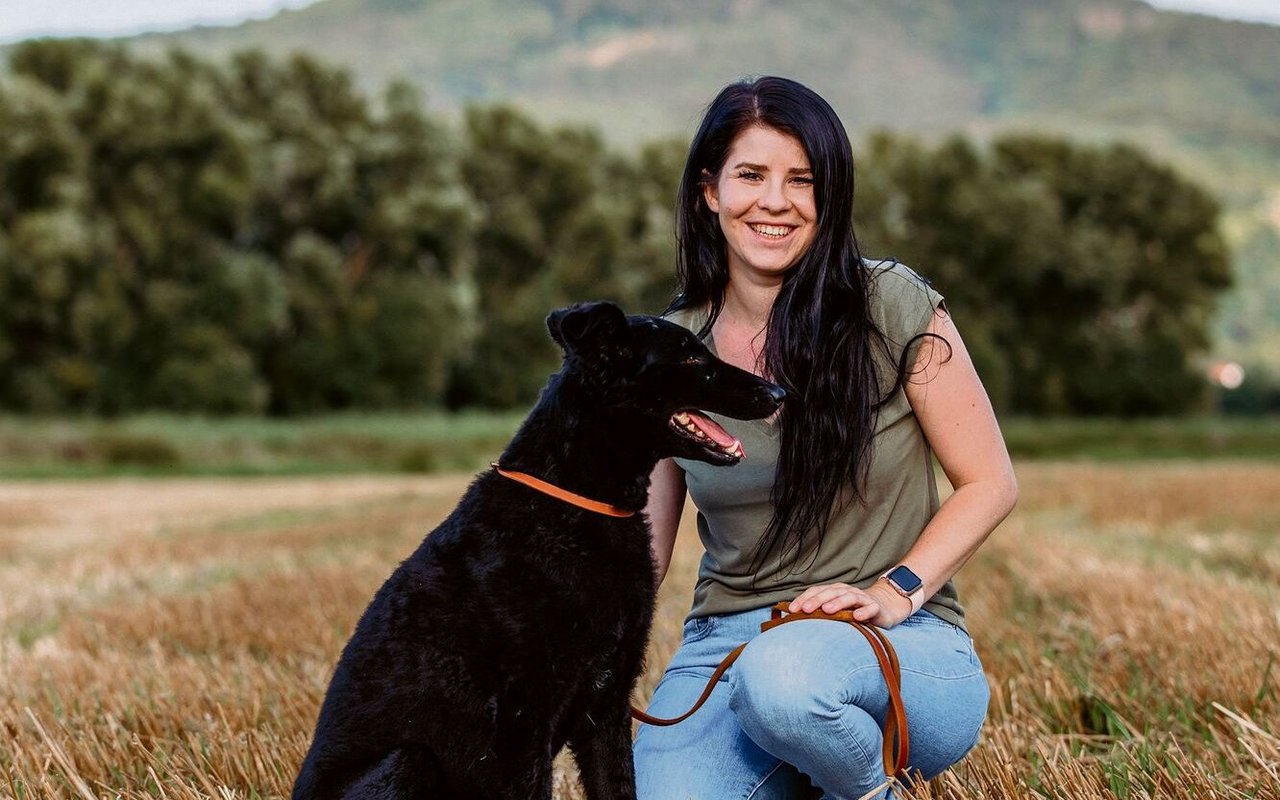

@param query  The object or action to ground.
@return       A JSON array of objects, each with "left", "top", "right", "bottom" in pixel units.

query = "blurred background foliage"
[
  {"left": 0, "top": 37, "right": 1248, "bottom": 417},
  {"left": 146, "top": 0, "right": 1280, "bottom": 375}
]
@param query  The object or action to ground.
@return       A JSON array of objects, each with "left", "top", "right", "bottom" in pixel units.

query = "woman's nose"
[{"left": 757, "top": 179, "right": 791, "bottom": 212}]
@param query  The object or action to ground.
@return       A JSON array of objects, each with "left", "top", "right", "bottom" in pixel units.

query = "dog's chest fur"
[{"left": 369, "top": 478, "right": 655, "bottom": 726}]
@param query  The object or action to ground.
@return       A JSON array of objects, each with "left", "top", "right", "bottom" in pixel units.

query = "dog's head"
[{"left": 547, "top": 301, "right": 785, "bottom": 466}]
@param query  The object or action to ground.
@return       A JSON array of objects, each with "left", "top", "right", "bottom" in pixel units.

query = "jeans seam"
[
  {"left": 831, "top": 663, "right": 884, "bottom": 706},
  {"left": 743, "top": 760, "right": 786, "bottom": 800},
  {"left": 835, "top": 702, "right": 883, "bottom": 785},
  {"left": 665, "top": 666, "right": 722, "bottom": 681},
  {"left": 963, "top": 724, "right": 983, "bottom": 754},
  {"left": 824, "top": 663, "right": 884, "bottom": 781},
  {"left": 899, "top": 666, "right": 985, "bottom": 682}
]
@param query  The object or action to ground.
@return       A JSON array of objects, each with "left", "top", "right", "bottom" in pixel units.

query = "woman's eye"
[
  {"left": 791, "top": 176, "right": 814, "bottom": 186},
  {"left": 736, "top": 170, "right": 762, "bottom": 181}
]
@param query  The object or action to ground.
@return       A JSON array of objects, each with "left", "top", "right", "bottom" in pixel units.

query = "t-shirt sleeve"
[
  {"left": 866, "top": 260, "right": 946, "bottom": 392},
  {"left": 662, "top": 305, "right": 709, "bottom": 338}
]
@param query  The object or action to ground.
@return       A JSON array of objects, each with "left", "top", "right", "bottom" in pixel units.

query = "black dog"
[{"left": 292, "top": 301, "right": 784, "bottom": 800}]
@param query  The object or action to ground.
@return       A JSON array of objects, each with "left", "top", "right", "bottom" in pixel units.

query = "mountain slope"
[{"left": 147, "top": 1, "right": 1277, "bottom": 175}]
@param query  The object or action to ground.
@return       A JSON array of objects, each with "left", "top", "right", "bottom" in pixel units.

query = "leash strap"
[
  {"left": 631, "top": 602, "right": 911, "bottom": 779},
  {"left": 629, "top": 641, "right": 749, "bottom": 727},
  {"left": 490, "top": 463, "right": 637, "bottom": 518}
]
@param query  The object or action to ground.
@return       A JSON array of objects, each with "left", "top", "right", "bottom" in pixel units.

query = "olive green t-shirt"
[{"left": 669, "top": 259, "right": 965, "bottom": 630}]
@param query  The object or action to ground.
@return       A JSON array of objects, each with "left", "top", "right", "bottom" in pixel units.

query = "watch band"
[{"left": 906, "top": 588, "right": 925, "bottom": 614}]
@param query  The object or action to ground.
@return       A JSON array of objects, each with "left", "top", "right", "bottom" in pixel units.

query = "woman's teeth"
[{"left": 750, "top": 224, "right": 791, "bottom": 239}]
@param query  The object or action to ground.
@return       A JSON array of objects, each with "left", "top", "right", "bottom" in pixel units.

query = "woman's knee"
[{"left": 727, "top": 624, "right": 882, "bottom": 739}]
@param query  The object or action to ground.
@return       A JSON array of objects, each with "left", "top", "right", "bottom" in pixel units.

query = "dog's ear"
[{"left": 547, "top": 301, "right": 628, "bottom": 356}]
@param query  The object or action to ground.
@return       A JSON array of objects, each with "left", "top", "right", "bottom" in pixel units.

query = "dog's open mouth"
[{"left": 670, "top": 410, "right": 745, "bottom": 459}]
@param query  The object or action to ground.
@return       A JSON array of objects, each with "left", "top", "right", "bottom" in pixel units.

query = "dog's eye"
[{"left": 683, "top": 356, "right": 703, "bottom": 366}]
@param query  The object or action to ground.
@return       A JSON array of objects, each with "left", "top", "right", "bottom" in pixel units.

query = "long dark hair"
[{"left": 668, "top": 76, "right": 905, "bottom": 576}]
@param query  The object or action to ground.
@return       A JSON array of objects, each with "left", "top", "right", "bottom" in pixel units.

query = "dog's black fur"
[{"left": 292, "top": 301, "right": 785, "bottom": 800}]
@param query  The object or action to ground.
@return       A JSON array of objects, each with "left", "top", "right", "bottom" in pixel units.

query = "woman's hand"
[{"left": 788, "top": 581, "right": 914, "bottom": 629}]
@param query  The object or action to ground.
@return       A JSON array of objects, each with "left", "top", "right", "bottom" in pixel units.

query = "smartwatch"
[{"left": 882, "top": 565, "right": 925, "bottom": 613}]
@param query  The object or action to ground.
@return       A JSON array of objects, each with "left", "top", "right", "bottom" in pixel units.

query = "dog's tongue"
[{"left": 686, "top": 411, "right": 744, "bottom": 455}]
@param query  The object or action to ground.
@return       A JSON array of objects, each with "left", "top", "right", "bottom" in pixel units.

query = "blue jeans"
[{"left": 633, "top": 606, "right": 989, "bottom": 799}]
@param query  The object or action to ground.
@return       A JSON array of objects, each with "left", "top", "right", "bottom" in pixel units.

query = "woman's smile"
[{"left": 748, "top": 223, "right": 796, "bottom": 240}]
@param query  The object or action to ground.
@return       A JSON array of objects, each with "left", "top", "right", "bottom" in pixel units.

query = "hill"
[{"left": 106, "top": 0, "right": 1280, "bottom": 366}]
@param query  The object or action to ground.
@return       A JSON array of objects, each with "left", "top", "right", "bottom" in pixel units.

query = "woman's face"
[{"left": 703, "top": 125, "right": 818, "bottom": 282}]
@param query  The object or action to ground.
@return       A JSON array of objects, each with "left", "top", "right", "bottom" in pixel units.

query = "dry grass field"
[{"left": 2, "top": 462, "right": 1278, "bottom": 799}]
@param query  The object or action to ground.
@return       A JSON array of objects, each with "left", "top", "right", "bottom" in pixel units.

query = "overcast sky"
[
  {"left": 0, "top": 0, "right": 318, "bottom": 43},
  {"left": 1144, "top": 0, "right": 1280, "bottom": 23},
  {"left": 1, "top": 0, "right": 1277, "bottom": 44}
]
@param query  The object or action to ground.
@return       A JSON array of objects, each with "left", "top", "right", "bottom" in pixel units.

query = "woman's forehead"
[{"left": 724, "top": 125, "right": 811, "bottom": 170}]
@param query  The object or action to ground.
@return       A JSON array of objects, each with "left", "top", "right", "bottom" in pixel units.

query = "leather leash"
[
  {"left": 631, "top": 601, "right": 911, "bottom": 779},
  {"left": 490, "top": 463, "right": 637, "bottom": 518}
]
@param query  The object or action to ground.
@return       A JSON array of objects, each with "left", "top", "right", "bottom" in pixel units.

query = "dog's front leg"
[
  {"left": 567, "top": 700, "right": 637, "bottom": 800},
  {"left": 492, "top": 761, "right": 554, "bottom": 800},
  {"left": 471, "top": 739, "right": 554, "bottom": 800}
]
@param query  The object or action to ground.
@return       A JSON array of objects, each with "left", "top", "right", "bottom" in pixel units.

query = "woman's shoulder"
[
  {"left": 859, "top": 257, "right": 945, "bottom": 344},
  {"left": 861, "top": 258, "right": 940, "bottom": 298},
  {"left": 661, "top": 303, "right": 709, "bottom": 335}
]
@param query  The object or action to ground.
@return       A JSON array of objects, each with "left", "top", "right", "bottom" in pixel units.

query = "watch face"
[{"left": 887, "top": 565, "right": 923, "bottom": 594}]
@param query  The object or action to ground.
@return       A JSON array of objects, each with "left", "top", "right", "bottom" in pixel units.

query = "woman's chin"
[{"left": 731, "top": 257, "right": 800, "bottom": 280}]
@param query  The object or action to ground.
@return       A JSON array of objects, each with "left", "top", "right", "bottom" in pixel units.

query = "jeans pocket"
[
  {"left": 682, "top": 615, "right": 715, "bottom": 644},
  {"left": 910, "top": 610, "right": 981, "bottom": 662},
  {"left": 911, "top": 609, "right": 962, "bottom": 631},
  {"left": 898, "top": 614, "right": 984, "bottom": 681}
]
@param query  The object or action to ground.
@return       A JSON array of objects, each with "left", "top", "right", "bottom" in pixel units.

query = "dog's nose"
[{"left": 767, "top": 385, "right": 787, "bottom": 404}]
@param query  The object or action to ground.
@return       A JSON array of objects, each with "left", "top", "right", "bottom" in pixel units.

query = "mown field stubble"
[{"left": 2, "top": 462, "right": 1278, "bottom": 799}]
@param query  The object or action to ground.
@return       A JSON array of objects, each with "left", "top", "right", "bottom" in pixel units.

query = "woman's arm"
[
  {"left": 644, "top": 457, "right": 688, "bottom": 589},
  {"left": 791, "top": 307, "right": 1018, "bottom": 624}
]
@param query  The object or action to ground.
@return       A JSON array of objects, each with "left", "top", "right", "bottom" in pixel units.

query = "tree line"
[{"left": 0, "top": 40, "right": 1231, "bottom": 416}]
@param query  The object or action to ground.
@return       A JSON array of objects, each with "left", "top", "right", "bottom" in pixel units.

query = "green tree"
[
  {"left": 221, "top": 52, "right": 472, "bottom": 412},
  {"left": 856, "top": 131, "right": 1231, "bottom": 416},
  {"left": 446, "top": 105, "right": 676, "bottom": 407},
  {"left": 0, "top": 41, "right": 472, "bottom": 414},
  {"left": 1, "top": 41, "right": 272, "bottom": 412}
]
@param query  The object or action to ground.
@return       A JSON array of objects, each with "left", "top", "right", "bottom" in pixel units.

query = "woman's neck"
[{"left": 721, "top": 270, "right": 782, "bottom": 329}]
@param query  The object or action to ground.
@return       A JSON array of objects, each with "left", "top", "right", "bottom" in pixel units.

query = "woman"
[{"left": 632, "top": 77, "right": 1018, "bottom": 799}]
